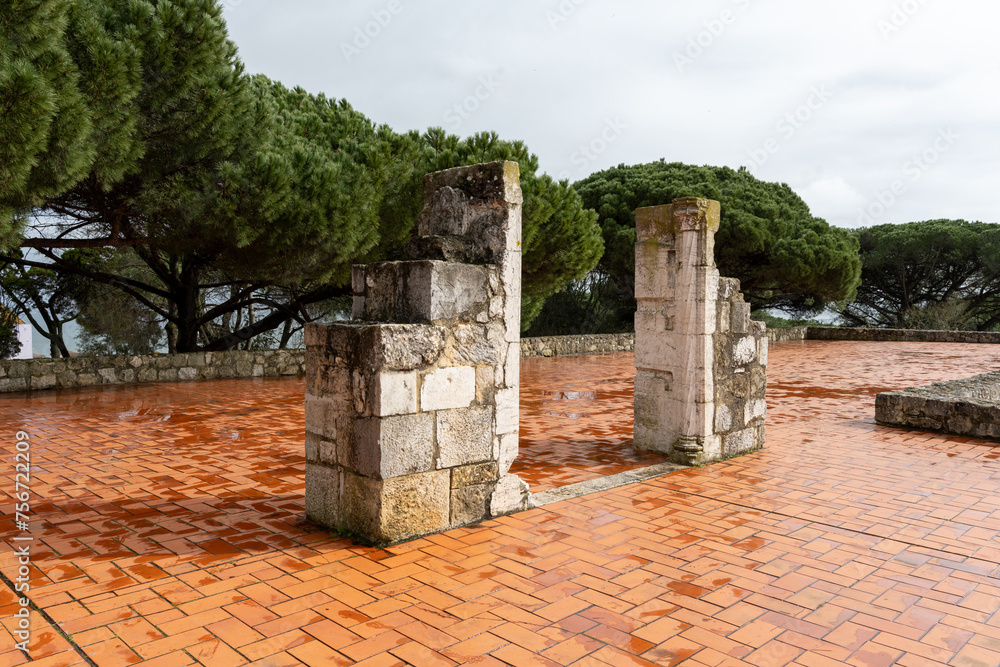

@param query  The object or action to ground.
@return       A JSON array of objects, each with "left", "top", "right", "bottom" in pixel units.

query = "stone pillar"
[
  {"left": 633, "top": 198, "right": 767, "bottom": 465},
  {"left": 304, "top": 161, "right": 531, "bottom": 545}
]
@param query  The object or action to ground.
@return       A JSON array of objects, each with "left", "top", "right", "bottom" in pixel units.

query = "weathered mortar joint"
[
  {"left": 305, "top": 161, "right": 532, "bottom": 545},
  {"left": 633, "top": 199, "right": 767, "bottom": 466}
]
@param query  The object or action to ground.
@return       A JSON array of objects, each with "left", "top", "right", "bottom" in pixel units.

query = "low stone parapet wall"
[
  {"left": 768, "top": 327, "right": 808, "bottom": 342},
  {"left": 520, "top": 333, "right": 635, "bottom": 358},
  {"left": 3, "top": 326, "right": 996, "bottom": 394},
  {"left": 876, "top": 372, "right": 1000, "bottom": 441},
  {"left": 0, "top": 350, "right": 305, "bottom": 393},
  {"left": 807, "top": 327, "right": 1000, "bottom": 344}
]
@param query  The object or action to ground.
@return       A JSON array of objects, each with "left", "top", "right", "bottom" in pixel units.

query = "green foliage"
[
  {"left": 524, "top": 273, "right": 630, "bottom": 337},
  {"left": 839, "top": 220, "right": 1000, "bottom": 330},
  {"left": 571, "top": 161, "right": 862, "bottom": 332},
  {"left": 5, "top": 1, "right": 603, "bottom": 349},
  {"left": 72, "top": 250, "right": 164, "bottom": 355},
  {"left": 0, "top": 304, "right": 21, "bottom": 359},
  {"left": 750, "top": 311, "right": 829, "bottom": 329},
  {"left": 6, "top": 0, "right": 408, "bottom": 352},
  {"left": 0, "top": 0, "right": 83, "bottom": 245},
  {"left": 1, "top": 252, "right": 80, "bottom": 357}
]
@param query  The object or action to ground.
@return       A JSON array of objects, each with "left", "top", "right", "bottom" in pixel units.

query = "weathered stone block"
[
  {"left": 305, "top": 463, "right": 341, "bottom": 529},
  {"left": 451, "top": 485, "right": 492, "bottom": 527},
  {"left": 733, "top": 337, "right": 758, "bottom": 365},
  {"left": 490, "top": 474, "right": 531, "bottom": 516},
  {"left": 635, "top": 205, "right": 677, "bottom": 245},
  {"left": 342, "top": 470, "right": 450, "bottom": 545},
  {"left": 744, "top": 399, "right": 767, "bottom": 424},
  {"left": 305, "top": 395, "right": 339, "bottom": 441},
  {"left": 371, "top": 371, "right": 418, "bottom": 417},
  {"left": 635, "top": 245, "right": 677, "bottom": 301},
  {"left": 448, "top": 325, "right": 501, "bottom": 366},
  {"left": 496, "top": 432, "right": 518, "bottom": 474},
  {"left": 495, "top": 387, "right": 518, "bottom": 436},
  {"left": 715, "top": 405, "right": 733, "bottom": 432},
  {"left": 453, "top": 462, "right": 500, "bottom": 488},
  {"left": 437, "top": 407, "right": 494, "bottom": 469},
  {"left": 730, "top": 301, "right": 751, "bottom": 335},
  {"left": 421, "top": 366, "right": 476, "bottom": 411},
  {"left": 0, "top": 378, "right": 27, "bottom": 392},
  {"left": 353, "top": 413, "right": 435, "bottom": 479},
  {"left": 724, "top": 428, "right": 760, "bottom": 458}
]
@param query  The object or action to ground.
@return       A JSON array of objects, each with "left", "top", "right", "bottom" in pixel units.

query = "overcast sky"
[{"left": 220, "top": 0, "right": 998, "bottom": 231}]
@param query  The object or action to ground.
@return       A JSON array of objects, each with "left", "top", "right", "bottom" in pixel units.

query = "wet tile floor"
[{"left": 2, "top": 340, "right": 1000, "bottom": 666}]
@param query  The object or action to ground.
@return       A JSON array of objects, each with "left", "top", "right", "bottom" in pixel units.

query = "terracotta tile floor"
[
  {"left": 514, "top": 353, "right": 670, "bottom": 492},
  {"left": 3, "top": 340, "right": 1000, "bottom": 666}
]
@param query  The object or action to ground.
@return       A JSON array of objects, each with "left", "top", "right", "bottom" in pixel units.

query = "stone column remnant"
[
  {"left": 633, "top": 198, "right": 767, "bottom": 465},
  {"left": 304, "top": 161, "right": 531, "bottom": 545}
]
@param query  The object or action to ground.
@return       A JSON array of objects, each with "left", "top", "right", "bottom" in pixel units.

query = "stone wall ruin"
[
  {"left": 633, "top": 198, "right": 767, "bottom": 465},
  {"left": 304, "top": 161, "right": 531, "bottom": 545}
]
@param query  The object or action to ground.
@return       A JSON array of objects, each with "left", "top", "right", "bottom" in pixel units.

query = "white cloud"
[
  {"left": 799, "top": 177, "right": 868, "bottom": 223},
  {"left": 223, "top": 0, "right": 1000, "bottom": 229}
]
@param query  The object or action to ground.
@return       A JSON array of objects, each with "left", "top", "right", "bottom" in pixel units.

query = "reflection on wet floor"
[{"left": 513, "top": 352, "right": 668, "bottom": 492}]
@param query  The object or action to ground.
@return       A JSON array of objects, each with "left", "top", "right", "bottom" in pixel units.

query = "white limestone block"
[
  {"left": 496, "top": 432, "right": 519, "bottom": 473},
  {"left": 745, "top": 399, "right": 767, "bottom": 424},
  {"left": 373, "top": 371, "right": 418, "bottom": 417},
  {"left": 305, "top": 394, "right": 338, "bottom": 440},
  {"left": 495, "top": 387, "right": 519, "bottom": 435},
  {"left": 734, "top": 337, "right": 757, "bottom": 365},
  {"left": 715, "top": 405, "right": 733, "bottom": 432},
  {"left": 503, "top": 342, "right": 520, "bottom": 389},
  {"left": 504, "top": 294, "right": 521, "bottom": 343},
  {"left": 420, "top": 366, "right": 476, "bottom": 411},
  {"left": 674, "top": 266, "right": 721, "bottom": 303},
  {"left": 490, "top": 474, "right": 531, "bottom": 516},
  {"left": 673, "top": 295, "right": 718, "bottom": 337}
]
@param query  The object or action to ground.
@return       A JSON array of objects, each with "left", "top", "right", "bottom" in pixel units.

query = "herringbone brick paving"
[{"left": 2, "top": 341, "right": 1000, "bottom": 665}]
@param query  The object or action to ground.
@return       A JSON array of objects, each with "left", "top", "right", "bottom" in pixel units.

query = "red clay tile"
[{"left": 6, "top": 342, "right": 1000, "bottom": 666}]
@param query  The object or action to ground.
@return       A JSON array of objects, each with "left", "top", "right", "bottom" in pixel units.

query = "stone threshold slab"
[{"left": 531, "top": 461, "right": 687, "bottom": 506}]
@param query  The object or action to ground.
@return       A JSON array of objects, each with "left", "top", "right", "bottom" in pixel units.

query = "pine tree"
[
  {"left": 4, "top": 1, "right": 605, "bottom": 349},
  {"left": 0, "top": 0, "right": 92, "bottom": 246},
  {"left": 571, "top": 161, "right": 862, "bottom": 331}
]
